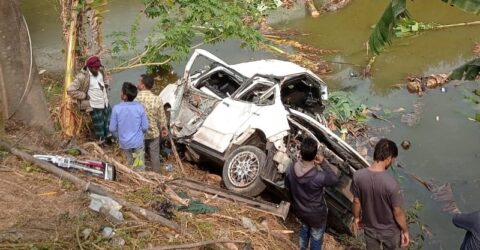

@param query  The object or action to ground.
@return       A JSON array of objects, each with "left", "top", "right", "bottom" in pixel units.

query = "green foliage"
[
  {"left": 461, "top": 87, "right": 480, "bottom": 105},
  {"left": 441, "top": 0, "right": 480, "bottom": 14},
  {"left": 460, "top": 87, "right": 480, "bottom": 123},
  {"left": 125, "top": 187, "right": 162, "bottom": 204},
  {"left": 450, "top": 58, "right": 480, "bottom": 80},
  {"left": 20, "top": 160, "right": 44, "bottom": 173},
  {"left": 368, "top": 0, "right": 409, "bottom": 55},
  {"left": 43, "top": 81, "right": 63, "bottom": 103},
  {"left": 61, "top": 179, "right": 76, "bottom": 191},
  {"left": 406, "top": 200, "right": 429, "bottom": 250},
  {"left": 369, "top": 0, "right": 480, "bottom": 55},
  {"left": 177, "top": 192, "right": 219, "bottom": 214},
  {"left": 110, "top": 0, "right": 281, "bottom": 72},
  {"left": 393, "top": 19, "right": 437, "bottom": 38},
  {"left": 325, "top": 91, "right": 368, "bottom": 124}
]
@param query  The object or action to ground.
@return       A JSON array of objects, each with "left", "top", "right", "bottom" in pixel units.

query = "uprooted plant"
[
  {"left": 324, "top": 91, "right": 369, "bottom": 138},
  {"left": 406, "top": 200, "right": 432, "bottom": 250}
]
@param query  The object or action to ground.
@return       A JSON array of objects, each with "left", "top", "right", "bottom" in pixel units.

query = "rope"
[{"left": 8, "top": 15, "right": 33, "bottom": 119}]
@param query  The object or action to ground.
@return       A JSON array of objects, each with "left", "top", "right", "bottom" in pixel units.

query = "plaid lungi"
[{"left": 90, "top": 106, "right": 111, "bottom": 140}]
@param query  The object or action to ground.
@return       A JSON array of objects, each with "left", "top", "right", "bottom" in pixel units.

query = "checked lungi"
[{"left": 90, "top": 106, "right": 112, "bottom": 140}]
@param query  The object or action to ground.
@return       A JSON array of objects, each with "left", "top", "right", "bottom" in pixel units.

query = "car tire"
[{"left": 222, "top": 145, "right": 267, "bottom": 197}]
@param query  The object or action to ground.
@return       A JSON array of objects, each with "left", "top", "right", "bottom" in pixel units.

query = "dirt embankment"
[{"left": 0, "top": 92, "right": 349, "bottom": 249}]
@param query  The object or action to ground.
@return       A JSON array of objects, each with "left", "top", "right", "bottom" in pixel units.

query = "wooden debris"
[
  {"left": 169, "top": 178, "right": 291, "bottom": 220},
  {"left": 406, "top": 74, "right": 449, "bottom": 94},
  {"left": 305, "top": 0, "right": 320, "bottom": 17},
  {"left": 474, "top": 42, "right": 480, "bottom": 56},
  {"left": 0, "top": 139, "right": 181, "bottom": 233},
  {"left": 167, "top": 133, "right": 185, "bottom": 174},
  {"left": 83, "top": 142, "right": 155, "bottom": 185},
  {"left": 145, "top": 239, "right": 249, "bottom": 250},
  {"left": 164, "top": 185, "right": 190, "bottom": 206}
]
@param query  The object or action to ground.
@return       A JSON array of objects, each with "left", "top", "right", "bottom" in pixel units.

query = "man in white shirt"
[{"left": 67, "top": 56, "right": 112, "bottom": 142}]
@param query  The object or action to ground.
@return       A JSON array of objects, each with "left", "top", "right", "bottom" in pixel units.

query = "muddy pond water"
[{"left": 21, "top": 0, "right": 480, "bottom": 249}]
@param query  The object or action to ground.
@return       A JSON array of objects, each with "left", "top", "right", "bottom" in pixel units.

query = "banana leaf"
[
  {"left": 442, "top": 0, "right": 480, "bottom": 14},
  {"left": 368, "top": 0, "right": 409, "bottom": 55},
  {"left": 450, "top": 58, "right": 480, "bottom": 80},
  {"left": 370, "top": 0, "right": 480, "bottom": 56}
]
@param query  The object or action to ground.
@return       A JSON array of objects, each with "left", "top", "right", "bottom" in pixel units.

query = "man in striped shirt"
[{"left": 135, "top": 74, "right": 167, "bottom": 173}]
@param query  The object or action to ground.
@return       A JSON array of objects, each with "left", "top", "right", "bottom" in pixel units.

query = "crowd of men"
[
  {"left": 68, "top": 56, "right": 479, "bottom": 250},
  {"left": 68, "top": 56, "right": 167, "bottom": 173},
  {"left": 286, "top": 137, "right": 479, "bottom": 250}
]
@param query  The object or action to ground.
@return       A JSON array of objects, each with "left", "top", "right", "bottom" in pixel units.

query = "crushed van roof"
[{"left": 230, "top": 60, "right": 310, "bottom": 78}]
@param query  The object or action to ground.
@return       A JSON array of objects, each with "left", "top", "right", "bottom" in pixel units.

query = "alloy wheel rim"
[{"left": 227, "top": 151, "right": 260, "bottom": 188}]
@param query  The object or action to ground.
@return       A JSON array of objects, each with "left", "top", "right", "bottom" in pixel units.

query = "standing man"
[
  {"left": 285, "top": 137, "right": 340, "bottom": 250},
  {"left": 452, "top": 210, "right": 480, "bottom": 250},
  {"left": 67, "top": 56, "right": 111, "bottom": 142},
  {"left": 135, "top": 74, "right": 167, "bottom": 173},
  {"left": 351, "top": 138, "right": 409, "bottom": 250},
  {"left": 109, "top": 82, "right": 148, "bottom": 171}
]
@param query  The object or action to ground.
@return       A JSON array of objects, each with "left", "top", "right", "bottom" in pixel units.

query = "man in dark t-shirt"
[
  {"left": 285, "top": 137, "right": 339, "bottom": 250},
  {"left": 350, "top": 138, "right": 409, "bottom": 250},
  {"left": 452, "top": 210, "right": 480, "bottom": 250}
]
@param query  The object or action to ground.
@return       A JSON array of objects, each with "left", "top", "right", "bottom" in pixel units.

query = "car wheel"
[{"left": 222, "top": 145, "right": 267, "bottom": 197}]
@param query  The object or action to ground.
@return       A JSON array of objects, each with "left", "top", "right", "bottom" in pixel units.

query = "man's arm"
[
  {"left": 67, "top": 72, "right": 87, "bottom": 100},
  {"left": 109, "top": 108, "right": 118, "bottom": 137},
  {"left": 393, "top": 207, "right": 410, "bottom": 247},
  {"left": 352, "top": 197, "right": 362, "bottom": 233},
  {"left": 452, "top": 211, "right": 480, "bottom": 232},
  {"left": 352, "top": 197, "right": 361, "bottom": 221},
  {"left": 320, "top": 160, "right": 340, "bottom": 187},
  {"left": 141, "top": 107, "right": 149, "bottom": 133},
  {"left": 157, "top": 99, "right": 167, "bottom": 129},
  {"left": 350, "top": 176, "right": 362, "bottom": 234}
]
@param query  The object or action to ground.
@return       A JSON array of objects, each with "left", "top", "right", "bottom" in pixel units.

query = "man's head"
[
  {"left": 121, "top": 82, "right": 138, "bottom": 102},
  {"left": 138, "top": 74, "right": 155, "bottom": 91},
  {"left": 373, "top": 138, "right": 398, "bottom": 169},
  {"left": 86, "top": 56, "right": 102, "bottom": 76},
  {"left": 300, "top": 137, "right": 318, "bottom": 161}
]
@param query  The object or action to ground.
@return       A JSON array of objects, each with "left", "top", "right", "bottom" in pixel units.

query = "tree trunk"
[
  {"left": 0, "top": 0, "right": 53, "bottom": 133},
  {"left": 0, "top": 110, "right": 4, "bottom": 138},
  {"left": 60, "top": 0, "right": 80, "bottom": 137}
]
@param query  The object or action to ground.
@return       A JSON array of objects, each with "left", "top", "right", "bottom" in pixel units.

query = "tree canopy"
[{"left": 109, "top": 0, "right": 282, "bottom": 72}]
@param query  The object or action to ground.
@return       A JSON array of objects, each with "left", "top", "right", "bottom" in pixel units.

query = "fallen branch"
[
  {"left": 167, "top": 132, "right": 185, "bottom": 174},
  {"left": 145, "top": 240, "right": 248, "bottom": 250},
  {"left": 272, "top": 230, "right": 294, "bottom": 234},
  {"left": 0, "top": 139, "right": 181, "bottom": 233},
  {"left": 165, "top": 185, "right": 189, "bottom": 206},
  {"left": 435, "top": 20, "right": 480, "bottom": 29},
  {"left": 108, "top": 58, "right": 172, "bottom": 73},
  {"left": 83, "top": 142, "right": 155, "bottom": 185}
]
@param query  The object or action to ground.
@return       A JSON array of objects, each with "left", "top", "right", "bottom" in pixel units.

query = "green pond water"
[{"left": 21, "top": 0, "right": 480, "bottom": 249}]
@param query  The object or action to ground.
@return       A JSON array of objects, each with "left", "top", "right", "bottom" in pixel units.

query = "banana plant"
[
  {"left": 450, "top": 57, "right": 480, "bottom": 80},
  {"left": 368, "top": 0, "right": 480, "bottom": 55}
]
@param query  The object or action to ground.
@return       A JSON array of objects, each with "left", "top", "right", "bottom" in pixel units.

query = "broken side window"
[
  {"left": 195, "top": 69, "right": 242, "bottom": 98},
  {"left": 238, "top": 82, "right": 275, "bottom": 105},
  {"left": 281, "top": 75, "right": 324, "bottom": 114}
]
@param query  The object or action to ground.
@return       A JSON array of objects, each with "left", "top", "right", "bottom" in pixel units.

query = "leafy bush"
[{"left": 325, "top": 91, "right": 368, "bottom": 125}]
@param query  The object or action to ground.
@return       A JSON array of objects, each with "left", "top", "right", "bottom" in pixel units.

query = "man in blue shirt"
[
  {"left": 109, "top": 82, "right": 148, "bottom": 171},
  {"left": 453, "top": 210, "right": 480, "bottom": 250}
]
